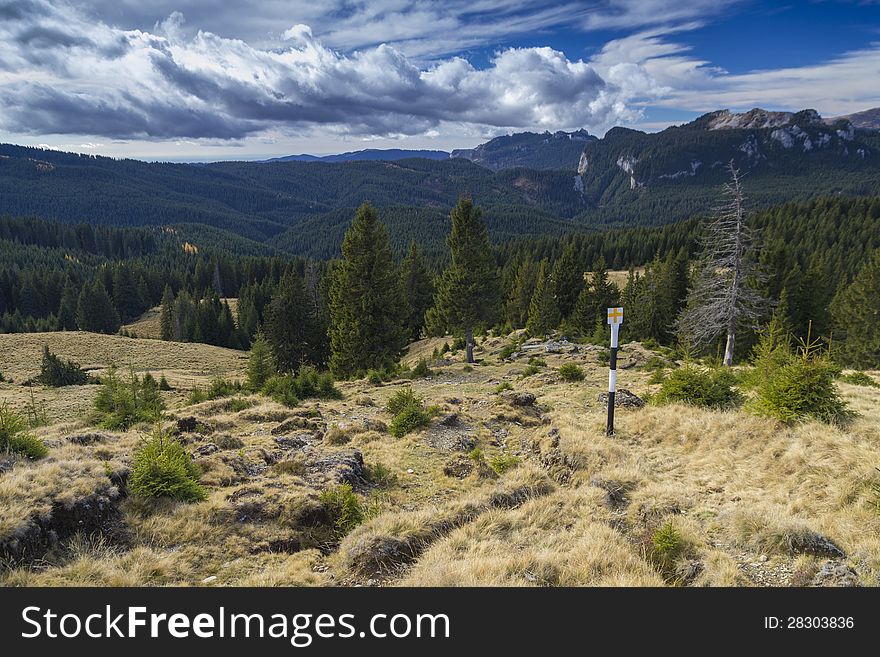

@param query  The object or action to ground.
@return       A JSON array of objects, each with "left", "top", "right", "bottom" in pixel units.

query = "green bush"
[
  {"left": 366, "top": 462, "right": 397, "bottom": 487},
  {"left": 489, "top": 453, "right": 520, "bottom": 475},
  {"left": 494, "top": 381, "right": 513, "bottom": 394},
  {"left": 94, "top": 367, "right": 165, "bottom": 430},
  {"left": 129, "top": 430, "right": 206, "bottom": 502},
  {"left": 246, "top": 331, "right": 276, "bottom": 391},
  {"left": 386, "top": 387, "right": 423, "bottom": 415},
  {"left": 0, "top": 403, "right": 48, "bottom": 459},
  {"left": 527, "top": 357, "right": 546, "bottom": 368},
  {"left": 412, "top": 358, "right": 433, "bottom": 378},
  {"left": 451, "top": 337, "right": 466, "bottom": 352},
  {"left": 260, "top": 367, "right": 341, "bottom": 408},
  {"left": 261, "top": 375, "right": 300, "bottom": 407},
  {"left": 158, "top": 375, "right": 172, "bottom": 391},
  {"left": 389, "top": 403, "right": 431, "bottom": 438},
  {"left": 499, "top": 345, "right": 516, "bottom": 360},
  {"left": 752, "top": 353, "right": 852, "bottom": 425},
  {"left": 651, "top": 366, "right": 742, "bottom": 410},
  {"left": 37, "top": 345, "right": 90, "bottom": 387},
  {"left": 558, "top": 363, "right": 585, "bottom": 382},
  {"left": 319, "top": 483, "right": 364, "bottom": 536},
  {"left": 520, "top": 364, "right": 541, "bottom": 378},
  {"left": 188, "top": 378, "right": 243, "bottom": 404},
  {"left": 838, "top": 371, "right": 880, "bottom": 388}
]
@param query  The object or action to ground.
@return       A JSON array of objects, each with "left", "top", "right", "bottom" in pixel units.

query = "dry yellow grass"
[{"left": 1, "top": 329, "right": 878, "bottom": 587}]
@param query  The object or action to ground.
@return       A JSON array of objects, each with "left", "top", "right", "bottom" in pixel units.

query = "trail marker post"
[{"left": 606, "top": 307, "right": 623, "bottom": 435}]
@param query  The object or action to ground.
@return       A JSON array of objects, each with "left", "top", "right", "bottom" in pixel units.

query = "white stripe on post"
[{"left": 608, "top": 369, "right": 617, "bottom": 392}]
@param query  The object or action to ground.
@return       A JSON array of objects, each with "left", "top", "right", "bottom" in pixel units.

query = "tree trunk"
[
  {"left": 723, "top": 329, "right": 735, "bottom": 367},
  {"left": 465, "top": 326, "right": 475, "bottom": 364}
]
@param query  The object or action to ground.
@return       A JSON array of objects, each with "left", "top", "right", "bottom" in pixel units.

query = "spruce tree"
[
  {"left": 505, "top": 256, "right": 539, "bottom": 329},
  {"left": 263, "top": 270, "right": 322, "bottom": 372},
  {"left": 833, "top": 249, "right": 880, "bottom": 368},
  {"left": 328, "top": 203, "right": 407, "bottom": 378},
  {"left": 573, "top": 256, "right": 618, "bottom": 333},
  {"left": 76, "top": 279, "right": 121, "bottom": 334},
  {"left": 246, "top": 331, "right": 276, "bottom": 390},
  {"left": 526, "top": 259, "right": 560, "bottom": 337},
  {"left": 400, "top": 240, "right": 435, "bottom": 341},
  {"left": 552, "top": 243, "right": 583, "bottom": 320},
  {"left": 159, "top": 285, "right": 175, "bottom": 341},
  {"left": 57, "top": 280, "right": 78, "bottom": 330},
  {"left": 425, "top": 197, "right": 500, "bottom": 363}
]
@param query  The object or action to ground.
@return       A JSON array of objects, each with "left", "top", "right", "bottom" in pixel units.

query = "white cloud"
[{"left": 0, "top": 0, "right": 641, "bottom": 140}]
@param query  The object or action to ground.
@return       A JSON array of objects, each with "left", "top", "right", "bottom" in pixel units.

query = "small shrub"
[
  {"left": 451, "top": 337, "right": 466, "bottom": 352},
  {"left": 558, "top": 363, "right": 585, "bottom": 382},
  {"left": 246, "top": 331, "right": 276, "bottom": 391},
  {"left": 752, "top": 329, "right": 852, "bottom": 425},
  {"left": 499, "top": 345, "right": 516, "bottom": 360},
  {"left": 647, "top": 368, "right": 667, "bottom": 385},
  {"left": 838, "top": 371, "right": 880, "bottom": 388},
  {"left": 366, "top": 368, "right": 394, "bottom": 385},
  {"left": 441, "top": 342, "right": 450, "bottom": 355},
  {"left": 462, "top": 364, "right": 473, "bottom": 373},
  {"left": 261, "top": 375, "right": 300, "bottom": 407},
  {"left": 468, "top": 447, "right": 485, "bottom": 463},
  {"left": 389, "top": 403, "right": 431, "bottom": 438},
  {"left": 94, "top": 366, "right": 165, "bottom": 430},
  {"left": 366, "top": 462, "right": 397, "bottom": 487},
  {"left": 188, "top": 378, "right": 242, "bottom": 404},
  {"left": 494, "top": 381, "right": 513, "bottom": 394},
  {"left": 292, "top": 366, "right": 342, "bottom": 400},
  {"left": 129, "top": 430, "right": 206, "bottom": 502},
  {"left": 0, "top": 371, "right": 5, "bottom": 382},
  {"left": 158, "top": 375, "right": 172, "bottom": 391},
  {"left": 386, "top": 387, "right": 423, "bottom": 415},
  {"left": 37, "top": 345, "right": 90, "bottom": 387},
  {"left": 489, "top": 453, "right": 520, "bottom": 475},
  {"left": 320, "top": 483, "right": 364, "bottom": 536},
  {"left": 527, "top": 357, "right": 546, "bottom": 368},
  {"left": 228, "top": 397, "right": 255, "bottom": 413},
  {"left": 0, "top": 403, "right": 48, "bottom": 459},
  {"left": 651, "top": 366, "right": 742, "bottom": 410},
  {"left": 412, "top": 358, "right": 433, "bottom": 378},
  {"left": 520, "top": 364, "right": 541, "bottom": 378}
]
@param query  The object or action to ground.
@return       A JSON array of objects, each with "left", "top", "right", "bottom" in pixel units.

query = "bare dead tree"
[{"left": 676, "top": 162, "right": 766, "bottom": 365}]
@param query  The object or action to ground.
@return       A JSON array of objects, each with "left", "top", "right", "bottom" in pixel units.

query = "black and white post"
[{"left": 606, "top": 307, "right": 623, "bottom": 435}]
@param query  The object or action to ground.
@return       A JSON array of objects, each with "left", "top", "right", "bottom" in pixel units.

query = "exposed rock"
[
  {"left": 789, "top": 532, "right": 845, "bottom": 558},
  {"left": 215, "top": 434, "right": 244, "bottom": 450},
  {"left": 65, "top": 432, "right": 111, "bottom": 445},
  {"left": 306, "top": 449, "right": 367, "bottom": 488},
  {"left": 272, "top": 416, "right": 322, "bottom": 435},
  {"left": 176, "top": 416, "right": 200, "bottom": 433},
  {"left": 501, "top": 390, "right": 536, "bottom": 407},
  {"left": 196, "top": 443, "right": 220, "bottom": 457},
  {"left": 811, "top": 561, "right": 860, "bottom": 587},
  {"left": 438, "top": 413, "right": 460, "bottom": 427},
  {"left": 0, "top": 487, "right": 124, "bottom": 563},
  {"left": 597, "top": 388, "right": 645, "bottom": 409},
  {"left": 444, "top": 397, "right": 462, "bottom": 405},
  {"left": 443, "top": 456, "right": 474, "bottom": 479},
  {"left": 274, "top": 434, "right": 309, "bottom": 450},
  {"left": 675, "top": 559, "right": 705, "bottom": 586}
]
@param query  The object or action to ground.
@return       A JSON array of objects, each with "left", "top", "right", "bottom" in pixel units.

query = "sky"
[{"left": 1, "top": 0, "right": 879, "bottom": 161}]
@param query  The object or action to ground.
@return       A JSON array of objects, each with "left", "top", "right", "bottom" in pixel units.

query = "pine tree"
[
  {"left": 159, "top": 285, "right": 174, "bottom": 341},
  {"left": 246, "top": 331, "right": 276, "bottom": 390},
  {"left": 425, "top": 197, "right": 501, "bottom": 363},
  {"left": 57, "top": 280, "right": 78, "bottom": 330},
  {"left": 400, "top": 240, "right": 434, "bottom": 341},
  {"left": 526, "top": 259, "right": 560, "bottom": 337},
  {"left": 573, "top": 256, "right": 618, "bottom": 333},
  {"left": 263, "top": 270, "right": 322, "bottom": 372},
  {"left": 328, "top": 203, "right": 407, "bottom": 378},
  {"left": 833, "top": 249, "right": 880, "bottom": 368},
  {"left": 505, "top": 257, "right": 539, "bottom": 329},
  {"left": 112, "top": 264, "right": 141, "bottom": 322},
  {"left": 552, "top": 243, "right": 583, "bottom": 320},
  {"left": 76, "top": 279, "right": 121, "bottom": 334}
]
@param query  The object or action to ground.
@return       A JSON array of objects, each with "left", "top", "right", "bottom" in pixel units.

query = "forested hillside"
[{"left": 3, "top": 195, "right": 879, "bottom": 367}]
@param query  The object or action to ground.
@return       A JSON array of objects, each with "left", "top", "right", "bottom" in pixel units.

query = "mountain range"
[{"left": 1, "top": 107, "right": 877, "bottom": 259}]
